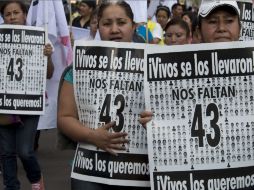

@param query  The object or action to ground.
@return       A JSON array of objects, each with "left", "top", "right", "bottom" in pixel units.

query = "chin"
[
  {"left": 113, "top": 39, "right": 122, "bottom": 42},
  {"left": 214, "top": 38, "right": 231, "bottom": 42}
]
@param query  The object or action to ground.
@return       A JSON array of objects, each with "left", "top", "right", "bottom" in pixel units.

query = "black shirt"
[{"left": 72, "top": 16, "right": 90, "bottom": 29}]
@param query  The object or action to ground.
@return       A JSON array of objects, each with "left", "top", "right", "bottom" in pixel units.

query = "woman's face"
[
  {"left": 156, "top": 10, "right": 169, "bottom": 29},
  {"left": 3, "top": 3, "right": 26, "bottom": 25},
  {"left": 164, "top": 24, "right": 189, "bottom": 45},
  {"left": 200, "top": 10, "right": 240, "bottom": 43},
  {"left": 79, "top": 2, "right": 93, "bottom": 17},
  {"left": 98, "top": 5, "right": 134, "bottom": 42},
  {"left": 172, "top": 5, "right": 183, "bottom": 18}
]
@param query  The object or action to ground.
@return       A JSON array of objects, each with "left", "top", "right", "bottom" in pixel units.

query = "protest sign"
[
  {"left": 71, "top": 40, "right": 149, "bottom": 187},
  {"left": 0, "top": 25, "right": 46, "bottom": 115},
  {"left": 237, "top": 0, "right": 254, "bottom": 41},
  {"left": 144, "top": 41, "right": 254, "bottom": 190}
]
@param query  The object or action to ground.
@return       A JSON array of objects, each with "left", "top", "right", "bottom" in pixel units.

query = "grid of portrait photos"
[{"left": 147, "top": 76, "right": 254, "bottom": 170}]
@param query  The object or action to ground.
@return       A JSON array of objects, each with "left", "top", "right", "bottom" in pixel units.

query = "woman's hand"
[
  {"left": 43, "top": 43, "right": 54, "bottom": 78},
  {"left": 43, "top": 43, "right": 53, "bottom": 57},
  {"left": 139, "top": 111, "right": 153, "bottom": 129},
  {"left": 92, "top": 121, "right": 129, "bottom": 156}
]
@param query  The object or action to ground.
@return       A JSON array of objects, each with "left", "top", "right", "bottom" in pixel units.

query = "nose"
[
  {"left": 10, "top": 13, "right": 16, "bottom": 20},
  {"left": 171, "top": 35, "right": 176, "bottom": 44},
  {"left": 217, "top": 20, "right": 227, "bottom": 32},
  {"left": 111, "top": 22, "right": 119, "bottom": 33}
]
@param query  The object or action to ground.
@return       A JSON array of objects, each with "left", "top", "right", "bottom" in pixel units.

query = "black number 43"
[
  {"left": 191, "top": 103, "right": 221, "bottom": 147},
  {"left": 99, "top": 94, "right": 125, "bottom": 132},
  {"left": 7, "top": 57, "right": 23, "bottom": 81}
]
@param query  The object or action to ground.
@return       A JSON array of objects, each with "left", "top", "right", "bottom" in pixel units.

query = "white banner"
[
  {"left": 144, "top": 41, "right": 254, "bottom": 190},
  {"left": 27, "top": 0, "right": 73, "bottom": 129}
]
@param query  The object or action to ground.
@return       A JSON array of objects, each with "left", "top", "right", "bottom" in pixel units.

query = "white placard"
[
  {"left": 0, "top": 25, "right": 47, "bottom": 115},
  {"left": 144, "top": 41, "right": 254, "bottom": 190},
  {"left": 71, "top": 40, "right": 149, "bottom": 187},
  {"left": 71, "top": 26, "right": 91, "bottom": 40}
]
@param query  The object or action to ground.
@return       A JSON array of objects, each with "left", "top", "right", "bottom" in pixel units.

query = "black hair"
[
  {"left": 90, "top": 7, "right": 98, "bottom": 21},
  {"left": 190, "top": 13, "right": 199, "bottom": 36},
  {"left": 155, "top": 5, "right": 171, "bottom": 18},
  {"left": 164, "top": 18, "right": 190, "bottom": 38},
  {"left": 0, "top": 0, "right": 27, "bottom": 16},
  {"left": 182, "top": 11, "right": 195, "bottom": 23},
  {"left": 182, "top": 11, "right": 197, "bottom": 32},
  {"left": 98, "top": 0, "right": 134, "bottom": 23},
  {"left": 80, "top": 0, "right": 96, "bottom": 10},
  {"left": 172, "top": 3, "right": 183, "bottom": 11}
]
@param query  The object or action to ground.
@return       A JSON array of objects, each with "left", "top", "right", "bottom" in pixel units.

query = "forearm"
[
  {"left": 46, "top": 56, "right": 54, "bottom": 79},
  {"left": 57, "top": 115, "right": 95, "bottom": 144}
]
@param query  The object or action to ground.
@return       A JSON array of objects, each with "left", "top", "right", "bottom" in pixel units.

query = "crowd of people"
[
  {"left": 69, "top": 0, "right": 201, "bottom": 45},
  {"left": 67, "top": 0, "right": 240, "bottom": 46},
  {"left": 0, "top": 0, "right": 246, "bottom": 189}
]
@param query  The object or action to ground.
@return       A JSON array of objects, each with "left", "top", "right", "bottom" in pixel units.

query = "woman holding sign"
[
  {"left": 139, "top": 0, "right": 241, "bottom": 126},
  {"left": 197, "top": 0, "right": 241, "bottom": 43},
  {"left": 58, "top": 1, "right": 149, "bottom": 190},
  {"left": 0, "top": 1, "right": 54, "bottom": 190}
]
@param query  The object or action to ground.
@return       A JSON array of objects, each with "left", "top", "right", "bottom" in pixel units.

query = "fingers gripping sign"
[
  {"left": 43, "top": 43, "right": 53, "bottom": 57},
  {"left": 94, "top": 121, "right": 129, "bottom": 156},
  {"left": 139, "top": 111, "right": 153, "bottom": 129}
]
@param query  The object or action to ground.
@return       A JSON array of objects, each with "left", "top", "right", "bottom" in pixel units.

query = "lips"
[{"left": 109, "top": 37, "right": 122, "bottom": 41}]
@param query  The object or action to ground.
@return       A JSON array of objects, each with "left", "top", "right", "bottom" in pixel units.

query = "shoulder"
[
  {"left": 72, "top": 16, "right": 81, "bottom": 26},
  {"left": 63, "top": 65, "right": 73, "bottom": 84}
]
